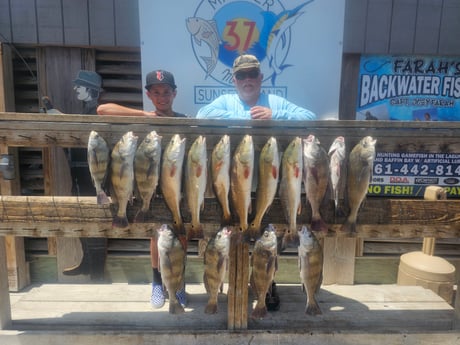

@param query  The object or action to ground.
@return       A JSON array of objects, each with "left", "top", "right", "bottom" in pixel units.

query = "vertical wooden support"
[
  {"left": 0, "top": 237, "right": 12, "bottom": 330},
  {"left": 227, "top": 234, "right": 249, "bottom": 330},
  {"left": 1, "top": 43, "right": 30, "bottom": 292},
  {"left": 322, "top": 236, "right": 357, "bottom": 285},
  {"left": 454, "top": 283, "right": 460, "bottom": 329},
  {"left": 5, "top": 236, "right": 30, "bottom": 291},
  {"left": 0, "top": 145, "right": 29, "bottom": 292}
]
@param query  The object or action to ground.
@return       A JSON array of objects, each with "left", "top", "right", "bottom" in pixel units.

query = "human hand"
[
  {"left": 250, "top": 106, "right": 272, "bottom": 119},
  {"left": 145, "top": 111, "right": 159, "bottom": 117}
]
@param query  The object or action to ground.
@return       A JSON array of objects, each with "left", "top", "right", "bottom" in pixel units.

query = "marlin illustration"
[
  {"left": 261, "top": 1, "right": 314, "bottom": 85},
  {"left": 186, "top": 17, "right": 220, "bottom": 78}
]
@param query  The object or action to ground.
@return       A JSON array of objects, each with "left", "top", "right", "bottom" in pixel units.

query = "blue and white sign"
[
  {"left": 369, "top": 152, "right": 460, "bottom": 198},
  {"left": 139, "top": 0, "right": 345, "bottom": 119},
  {"left": 357, "top": 55, "right": 460, "bottom": 121}
]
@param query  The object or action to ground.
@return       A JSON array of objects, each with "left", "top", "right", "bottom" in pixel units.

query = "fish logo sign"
[{"left": 186, "top": 0, "right": 314, "bottom": 86}]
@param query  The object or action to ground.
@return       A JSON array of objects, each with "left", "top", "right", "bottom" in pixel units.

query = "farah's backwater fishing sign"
[
  {"left": 138, "top": 0, "right": 345, "bottom": 119},
  {"left": 356, "top": 55, "right": 460, "bottom": 121},
  {"left": 356, "top": 55, "right": 460, "bottom": 198}
]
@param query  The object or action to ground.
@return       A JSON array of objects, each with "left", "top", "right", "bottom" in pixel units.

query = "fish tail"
[
  {"left": 112, "top": 215, "right": 129, "bottom": 228},
  {"left": 282, "top": 232, "right": 300, "bottom": 250},
  {"left": 221, "top": 212, "right": 232, "bottom": 226},
  {"left": 340, "top": 218, "right": 356, "bottom": 233},
  {"left": 133, "top": 209, "right": 147, "bottom": 223},
  {"left": 334, "top": 202, "right": 346, "bottom": 217},
  {"left": 169, "top": 299, "right": 185, "bottom": 314},
  {"left": 311, "top": 218, "right": 329, "bottom": 233},
  {"left": 204, "top": 301, "right": 218, "bottom": 314},
  {"left": 251, "top": 304, "right": 268, "bottom": 319},
  {"left": 187, "top": 223, "right": 204, "bottom": 240},
  {"left": 97, "top": 191, "right": 110, "bottom": 205},
  {"left": 305, "top": 299, "right": 322, "bottom": 316},
  {"left": 245, "top": 223, "right": 261, "bottom": 242}
]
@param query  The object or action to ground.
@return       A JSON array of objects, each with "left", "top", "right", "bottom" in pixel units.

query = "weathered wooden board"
[
  {"left": 6, "top": 283, "right": 454, "bottom": 332},
  {"left": 1, "top": 196, "right": 460, "bottom": 239},
  {"left": 0, "top": 237, "right": 11, "bottom": 329}
]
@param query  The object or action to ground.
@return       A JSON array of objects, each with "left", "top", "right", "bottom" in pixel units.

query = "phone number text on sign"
[{"left": 369, "top": 152, "right": 460, "bottom": 197}]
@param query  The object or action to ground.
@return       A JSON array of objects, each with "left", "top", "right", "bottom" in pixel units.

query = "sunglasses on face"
[{"left": 234, "top": 69, "right": 260, "bottom": 80}]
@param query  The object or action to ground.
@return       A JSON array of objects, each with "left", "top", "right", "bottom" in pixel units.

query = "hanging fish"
[
  {"left": 341, "top": 136, "right": 376, "bottom": 233},
  {"left": 157, "top": 224, "right": 187, "bottom": 314},
  {"left": 328, "top": 136, "right": 346, "bottom": 215},
  {"left": 303, "top": 135, "right": 329, "bottom": 233},
  {"left": 279, "top": 137, "right": 303, "bottom": 248},
  {"left": 110, "top": 131, "right": 138, "bottom": 228},
  {"left": 134, "top": 131, "right": 162, "bottom": 223},
  {"left": 185, "top": 135, "right": 207, "bottom": 239},
  {"left": 298, "top": 225, "right": 323, "bottom": 316},
  {"left": 250, "top": 224, "right": 278, "bottom": 319},
  {"left": 160, "top": 134, "right": 186, "bottom": 235},
  {"left": 211, "top": 135, "right": 232, "bottom": 225},
  {"left": 87, "top": 130, "right": 110, "bottom": 205},
  {"left": 203, "top": 226, "right": 232, "bottom": 314},
  {"left": 248, "top": 136, "right": 279, "bottom": 240},
  {"left": 230, "top": 135, "right": 254, "bottom": 233}
]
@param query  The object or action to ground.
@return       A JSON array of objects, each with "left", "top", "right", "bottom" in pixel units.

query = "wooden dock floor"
[{"left": 6, "top": 283, "right": 454, "bottom": 332}]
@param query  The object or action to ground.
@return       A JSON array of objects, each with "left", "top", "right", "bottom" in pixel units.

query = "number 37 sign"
[{"left": 138, "top": 0, "right": 345, "bottom": 119}]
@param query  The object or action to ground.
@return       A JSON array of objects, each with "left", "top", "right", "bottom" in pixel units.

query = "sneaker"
[
  {"left": 151, "top": 284, "right": 165, "bottom": 309},
  {"left": 175, "top": 287, "right": 187, "bottom": 308}
]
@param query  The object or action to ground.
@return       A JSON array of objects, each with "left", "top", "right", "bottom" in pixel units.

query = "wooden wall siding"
[
  {"left": 2, "top": 0, "right": 139, "bottom": 47},
  {"left": 96, "top": 49, "right": 143, "bottom": 107},
  {"left": 12, "top": 47, "right": 39, "bottom": 113},
  {"left": 343, "top": 0, "right": 460, "bottom": 55},
  {"left": 0, "top": 0, "right": 12, "bottom": 42},
  {"left": 89, "top": 0, "right": 115, "bottom": 46},
  {"left": 62, "top": 0, "right": 90, "bottom": 46},
  {"left": 439, "top": 0, "right": 460, "bottom": 55},
  {"left": 413, "top": 0, "right": 443, "bottom": 54},
  {"left": 338, "top": 54, "right": 361, "bottom": 120},
  {"left": 2, "top": 0, "right": 459, "bottom": 55},
  {"left": 37, "top": 0, "right": 64, "bottom": 45},
  {"left": 9, "top": 0, "right": 38, "bottom": 44},
  {"left": 389, "top": 0, "right": 418, "bottom": 54},
  {"left": 343, "top": 0, "right": 367, "bottom": 53}
]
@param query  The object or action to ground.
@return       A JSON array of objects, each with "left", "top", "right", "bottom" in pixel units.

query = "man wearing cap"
[
  {"left": 97, "top": 70, "right": 187, "bottom": 118},
  {"left": 196, "top": 54, "right": 316, "bottom": 120},
  {"left": 97, "top": 70, "right": 188, "bottom": 310}
]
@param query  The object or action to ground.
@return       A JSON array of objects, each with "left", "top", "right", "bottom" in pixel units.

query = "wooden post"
[
  {"left": 1, "top": 43, "right": 30, "bottom": 292},
  {"left": 227, "top": 233, "right": 249, "bottom": 330},
  {"left": 0, "top": 236, "right": 12, "bottom": 329},
  {"left": 322, "top": 236, "right": 357, "bottom": 285},
  {"left": 455, "top": 283, "right": 460, "bottom": 329}
]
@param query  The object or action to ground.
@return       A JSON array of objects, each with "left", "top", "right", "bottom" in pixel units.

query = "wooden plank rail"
[
  {"left": 0, "top": 196, "right": 459, "bottom": 238},
  {"left": 0, "top": 113, "right": 459, "bottom": 332}
]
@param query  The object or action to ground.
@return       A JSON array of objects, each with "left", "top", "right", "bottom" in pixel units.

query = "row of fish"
[
  {"left": 88, "top": 131, "right": 377, "bottom": 242},
  {"left": 158, "top": 221, "right": 323, "bottom": 318}
]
